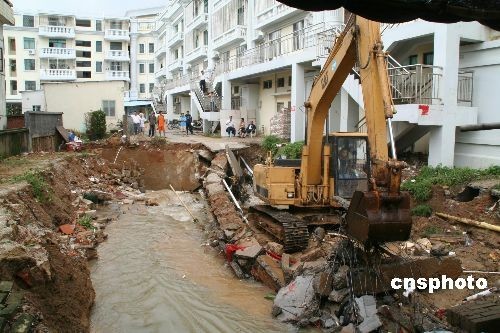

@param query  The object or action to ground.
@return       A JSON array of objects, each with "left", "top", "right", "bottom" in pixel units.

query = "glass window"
[
  {"left": 203, "top": 30, "right": 208, "bottom": 45},
  {"left": 96, "top": 41, "right": 102, "bottom": 52},
  {"left": 76, "top": 19, "right": 91, "bottom": 27},
  {"left": 139, "top": 64, "right": 145, "bottom": 74},
  {"left": 408, "top": 54, "right": 418, "bottom": 65},
  {"left": 49, "top": 39, "right": 66, "bottom": 48},
  {"left": 149, "top": 43, "right": 154, "bottom": 53},
  {"left": 149, "top": 63, "right": 154, "bottom": 73},
  {"left": 23, "top": 15, "right": 34, "bottom": 27},
  {"left": 139, "top": 84, "right": 145, "bottom": 93},
  {"left": 76, "top": 61, "right": 91, "bottom": 67},
  {"left": 96, "top": 20, "right": 102, "bottom": 31},
  {"left": 102, "top": 100, "right": 116, "bottom": 116},
  {"left": 0, "top": 48, "right": 3, "bottom": 73},
  {"left": 333, "top": 137, "right": 369, "bottom": 198},
  {"left": 110, "top": 21, "right": 122, "bottom": 30},
  {"left": 110, "top": 42, "right": 122, "bottom": 51},
  {"left": 110, "top": 61, "right": 121, "bottom": 71},
  {"left": 32, "top": 105, "right": 41, "bottom": 112},
  {"left": 76, "top": 40, "right": 91, "bottom": 47},
  {"left": 277, "top": 78, "right": 285, "bottom": 88},
  {"left": 263, "top": 80, "right": 272, "bottom": 89},
  {"left": 23, "top": 38, "right": 35, "bottom": 49},
  {"left": 25, "top": 81, "right": 36, "bottom": 91},
  {"left": 77, "top": 71, "right": 92, "bottom": 78},
  {"left": 24, "top": 59, "right": 35, "bottom": 71},
  {"left": 423, "top": 52, "right": 434, "bottom": 65},
  {"left": 149, "top": 83, "right": 154, "bottom": 93},
  {"left": 139, "top": 44, "right": 145, "bottom": 53},
  {"left": 96, "top": 61, "right": 102, "bottom": 72}
]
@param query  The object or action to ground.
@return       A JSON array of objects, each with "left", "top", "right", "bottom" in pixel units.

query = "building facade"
[{"left": 0, "top": 0, "right": 15, "bottom": 130}]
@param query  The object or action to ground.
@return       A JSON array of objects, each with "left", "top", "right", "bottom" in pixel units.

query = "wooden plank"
[{"left": 56, "top": 126, "right": 70, "bottom": 143}]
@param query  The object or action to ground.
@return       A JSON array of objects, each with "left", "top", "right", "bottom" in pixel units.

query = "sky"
[{"left": 11, "top": 0, "right": 167, "bottom": 17}]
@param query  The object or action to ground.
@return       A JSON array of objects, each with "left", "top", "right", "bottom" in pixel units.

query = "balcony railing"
[
  {"left": 215, "top": 22, "right": 336, "bottom": 75},
  {"left": 105, "top": 70, "right": 130, "bottom": 81},
  {"left": 213, "top": 25, "right": 246, "bottom": 51},
  {"left": 167, "top": 59, "right": 183, "bottom": 72},
  {"left": 256, "top": 1, "right": 299, "bottom": 29},
  {"left": 105, "top": 50, "right": 130, "bottom": 61},
  {"left": 388, "top": 65, "right": 442, "bottom": 105},
  {"left": 165, "top": 74, "right": 194, "bottom": 90},
  {"left": 186, "top": 13, "right": 208, "bottom": 32},
  {"left": 457, "top": 71, "right": 473, "bottom": 105},
  {"left": 39, "top": 47, "right": 76, "bottom": 59},
  {"left": 155, "top": 44, "right": 166, "bottom": 58},
  {"left": 155, "top": 67, "right": 166, "bottom": 79},
  {"left": 40, "top": 69, "right": 76, "bottom": 81},
  {"left": 105, "top": 29, "right": 130, "bottom": 41},
  {"left": 185, "top": 46, "right": 208, "bottom": 64},
  {"left": 39, "top": 26, "right": 75, "bottom": 38},
  {"left": 167, "top": 31, "right": 183, "bottom": 47}
]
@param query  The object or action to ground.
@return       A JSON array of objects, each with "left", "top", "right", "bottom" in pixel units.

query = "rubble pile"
[
  {"left": 269, "top": 108, "right": 291, "bottom": 140},
  {"left": 0, "top": 154, "right": 145, "bottom": 332}
]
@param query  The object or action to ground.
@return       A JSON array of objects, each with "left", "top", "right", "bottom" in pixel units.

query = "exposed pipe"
[
  {"left": 459, "top": 122, "right": 500, "bottom": 132},
  {"left": 387, "top": 118, "right": 397, "bottom": 159},
  {"left": 240, "top": 156, "right": 253, "bottom": 176},
  {"left": 222, "top": 178, "right": 248, "bottom": 225}
]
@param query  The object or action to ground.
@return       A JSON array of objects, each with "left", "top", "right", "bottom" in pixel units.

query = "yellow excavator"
[{"left": 252, "top": 16, "right": 411, "bottom": 252}]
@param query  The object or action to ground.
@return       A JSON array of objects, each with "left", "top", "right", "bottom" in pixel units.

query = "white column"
[
  {"left": 339, "top": 88, "right": 349, "bottom": 131},
  {"left": 165, "top": 94, "right": 173, "bottom": 119},
  {"left": 129, "top": 32, "right": 139, "bottom": 100},
  {"left": 428, "top": 24, "right": 460, "bottom": 167},
  {"left": 291, "top": 63, "right": 305, "bottom": 142}
]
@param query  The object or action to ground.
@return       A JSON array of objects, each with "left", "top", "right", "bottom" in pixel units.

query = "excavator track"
[{"left": 249, "top": 205, "right": 309, "bottom": 253}]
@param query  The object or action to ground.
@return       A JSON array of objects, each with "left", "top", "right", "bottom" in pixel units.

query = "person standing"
[
  {"left": 131, "top": 111, "right": 140, "bottom": 135},
  {"left": 199, "top": 70, "right": 206, "bottom": 94},
  {"left": 180, "top": 113, "right": 186, "bottom": 133},
  {"left": 225, "top": 116, "right": 236, "bottom": 137},
  {"left": 139, "top": 112, "right": 146, "bottom": 135},
  {"left": 185, "top": 111, "right": 193, "bottom": 135},
  {"left": 157, "top": 111, "right": 166, "bottom": 137},
  {"left": 148, "top": 112, "right": 156, "bottom": 137}
]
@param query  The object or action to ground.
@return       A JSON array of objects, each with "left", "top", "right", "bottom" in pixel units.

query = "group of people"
[
  {"left": 131, "top": 111, "right": 166, "bottom": 137},
  {"left": 178, "top": 112, "right": 194, "bottom": 135},
  {"left": 225, "top": 116, "right": 256, "bottom": 138}
]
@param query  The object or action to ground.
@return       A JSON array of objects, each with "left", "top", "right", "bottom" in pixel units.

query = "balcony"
[
  {"left": 186, "top": 14, "right": 208, "bottom": 32},
  {"left": 167, "top": 59, "right": 183, "bottom": 72},
  {"left": 104, "top": 29, "right": 130, "bottom": 41},
  {"left": 155, "top": 44, "right": 166, "bottom": 58},
  {"left": 106, "top": 70, "right": 130, "bottom": 81},
  {"left": 184, "top": 46, "right": 208, "bottom": 64},
  {"left": 40, "top": 69, "right": 76, "bottom": 81},
  {"left": 155, "top": 67, "right": 166, "bottom": 79},
  {"left": 39, "top": 26, "right": 75, "bottom": 38},
  {"left": 167, "top": 31, "right": 183, "bottom": 47},
  {"left": 104, "top": 50, "right": 130, "bottom": 62},
  {"left": 39, "top": 47, "right": 76, "bottom": 59},
  {"left": 213, "top": 25, "right": 246, "bottom": 51},
  {"left": 165, "top": 1, "right": 182, "bottom": 20},
  {"left": 255, "top": 2, "right": 301, "bottom": 30}
]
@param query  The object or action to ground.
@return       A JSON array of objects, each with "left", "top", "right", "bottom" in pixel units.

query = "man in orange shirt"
[{"left": 157, "top": 111, "right": 166, "bottom": 137}]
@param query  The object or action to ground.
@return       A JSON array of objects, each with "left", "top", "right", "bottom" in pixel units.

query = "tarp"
[{"left": 277, "top": 0, "right": 500, "bottom": 30}]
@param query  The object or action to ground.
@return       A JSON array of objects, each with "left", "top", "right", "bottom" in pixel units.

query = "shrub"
[
  {"left": 262, "top": 135, "right": 282, "bottom": 157},
  {"left": 411, "top": 204, "right": 433, "bottom": 217},
  {"left": 277, "top": 141, "right": 304, "bottom": 159},
  {"left": 77, "top": 214, "right": 94, "bottom": 230},
  {"left": 150, "top": 136, "right": 167, "bottom": 147},
  {"left": 14, "top": 170, "right": 52, "bottom": 203},
  {"left": 86, "top": 110, "right": 107, "bottom": 140}
]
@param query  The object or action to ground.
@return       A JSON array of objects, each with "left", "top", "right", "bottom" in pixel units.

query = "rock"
[
  {"left": 122, "top": 199, "right": 134, "bottom": 205},
  {"left": 84, "top": 210, "right": 97, "bottom": 218},
  {"left": 355, "top": 295, "right": 377, "bottom": 320},
  {"left": 340, "top": 323, "right": 355, "bottom": 333},
  {"left": 313, "top": 271, "right": 334, "bottom": 297},
  {"left": 328, "top": 288, "right": 349, "bottom": 303},
  {"left": 145, "top": 199, "right": 159, "bottom": 206},
  {"left": 301, "top": 259, "right": 328, "bottom": 276},
  {"left": 235, "top": 244, "right": 263, "bottom": 260},
  {"left": 265, "top": 242, "right": 284, "bottom": 256},
  {"left": 209, "top": 239, "right": 219, "bottom": 247},
  {"left": 300, "top": 247, "right": 326, "bottom": 262},
  {"left": 229, "top": 261, "right": 245, "bottom": 279},
  {"left": 198, "top": 150, "right": 213, "bottom": 162},
  {"left": 211, "top": 153, "right": 228, "bottom": 172},
  {"left": 321, "top": 314, "right": 339, "bottom": 329},
  {"left": 332, "top": 265, "right": 349, "bottom": 290},
  {"left": 313, "top": 227, "right": 326, "bottom": 241},
  {"left": 206, "top": 183, "right": 224, "bottom": 195},
  {"left": 224, "top": 230, "right": 235, "bottom": 239},
  {"left": 358, "top": 314, "right": 382, "bottom": 333},
  {"left": 416, "top": 238, "right": 432, "bottom": 250},
  {"left": 281, "top": 253, "right": 301, "bottom": 283},
  {"left": 205, "top": 173, "right": 221, "bottom": 185},
  {"left": 271, "top": 305, "right": 282, "bottom": 317},
  {"left": 252, "top": 255, "right": 285, "bottom": 291},
  {"left": 273, "top": 275, "right": 320, "bottom": 323},
  {"left": 430, "top": 243, "right": 449, "bottom": 257}
]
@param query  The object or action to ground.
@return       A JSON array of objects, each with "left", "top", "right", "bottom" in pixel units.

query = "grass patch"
[
  {"left": 422, "top": 225, "right": 442, "bottom": 237},
  {"left": 402, "top": 165, "right": 500, "bottom": 202},
  {"left": 150, "top": 136, "right": 168, "bottom": 147},
  {"left": 13, "top": 170, "right": 52, "bottom": 203},
  {"left": 277, "top": 141, "right": 304, "bottom": 159},
  {"left": 77, "top": 214, "right": 94, "bottom": 230},
  {"left": 411, "top": 204, "right": 433, "bottom": 217}
]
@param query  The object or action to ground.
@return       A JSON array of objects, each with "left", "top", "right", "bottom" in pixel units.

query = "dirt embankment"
[{"left": 0, "top": 153, "right": 143, "bottom": 332}]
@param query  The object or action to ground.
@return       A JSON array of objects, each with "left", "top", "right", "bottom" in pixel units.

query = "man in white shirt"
[
  {"left": 131, "top": 111, "right": 141, "bottom": 135},
  {"left": 225, "top": 116, "right": 236, "bottom": 137},
  {"left": 199, "top": 70, "right": 207, "bottom": 94}
]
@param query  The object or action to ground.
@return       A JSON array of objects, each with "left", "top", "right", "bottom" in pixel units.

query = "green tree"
[{"left": 86, "top": 110, "right": 107, "bottom": 140}]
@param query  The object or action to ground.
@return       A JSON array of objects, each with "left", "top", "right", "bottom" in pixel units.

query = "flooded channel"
[{"left": 90, "top": 190, "right": 292, "bottom": 333}]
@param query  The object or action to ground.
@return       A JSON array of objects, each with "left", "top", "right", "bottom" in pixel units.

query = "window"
[
  {"left": 423, "top": 52, "right": 434, "bottom": 65},
  {"left": 149, "top": 83, "right": 154, "bottom": 93},
  {"left": 76, "top": 61, "right": 91, "bottom": 67},
  {"left": 149, "top": 43, "right": 154, "bottom": 53},
  {"left": 96, "top": 20, "right": 102, "bottom": 31},
  {"left": 49, "top": 39, "right": 66, "bottom": 48},
  {"left": 76, "top": 51, "right": 91, "bottom": 58},
  {"left": 277, "top": 77, "right": 285, "bottom": 88},
  {"left": 263, "top": 80, "right": 272, "bottom": 89},
  {"left": 110, "top": 42, "right": 122, "bottom": 51},
  {"left": 23, "top": 15, "right": 34, "bottom": 27},
  {"left": 110, "top": 21, "right": 122, "bottom": 30},
  {"left": 237, "top": 3, "right": 245, "bottom": 25},
  {"left": 77, "top": 71, "right": 92, "bottom": 78},
  {"left": 76, "top": 19, "right": 91, "bottom": 27},
  {"left": 23, "top": 38, "right": 35, "bottom": 50},
  {"left": 76, "top": 40, "right": 91, "bottom": 47},
  {"left": 96, "top": 61, "right": 102, "bottom": 72},
  {"left": 25, "top": 81, "right": 36, "bottom": 91},
  {"left": 293, "top": 20, "right": 304, "bottom": 50},
  {"left": 203, "top": 30, "right": 208, "bottom": 45},
  {"left": 10, "top": 59, "right": 16, "bottom": 73},
  {"left": 139, "top": 84, "right": 145, "bottom": 93},
  {"left": 48, "top": 17, "right": 64, "bottom": 26},
  {"left": 24, "top": 59, "right": 35, "bottom": 71},
  {"left": 110, "top": 61, "right": 122, "bottom": 71},
  {"left": 288, "top": 76, "right": 292, "bottom": 86},
  {"left": 96, "top": 41, "right": 102, "bottom": 52},
  {"left": 149, "top": 63, "right": 154, "bottom": 73},
  {"left": 408, "top": 54, "right": 418, "bottom": 65},
  {"left": 10, "top": 80, "right": 17, "bottom": 95},
  {"left": 32, "top": 105, "right": 41, "bottom": 112},
  {"left": 139, "top": 63, "right": 145, "bottom": 74},
  {"left": 139, "top": 44, "right": 145, "bottom": 53},
  {"left": 0, "top": 47, "right": 3, "bottom": 73},
  {"left": 102, "top": 100, "right": 116, "bottom": 116}
]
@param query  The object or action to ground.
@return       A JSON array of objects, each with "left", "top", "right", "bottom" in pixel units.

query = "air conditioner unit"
[{"left": 28, "top": 49, "right": 36, "bottom": 56}]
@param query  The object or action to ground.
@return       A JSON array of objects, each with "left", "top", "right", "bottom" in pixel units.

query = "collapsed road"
[{"left": 0, "top": 139, "right": 498, "bottom": 332}]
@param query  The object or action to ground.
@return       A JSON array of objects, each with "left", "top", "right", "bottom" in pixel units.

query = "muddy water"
[{"left": 90, "top": 190, "right": 292, "bottom": 333}]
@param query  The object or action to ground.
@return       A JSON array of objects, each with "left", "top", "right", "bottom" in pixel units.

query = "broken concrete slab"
[
  {"left": 197, "top": 149, "right": 213, "bottom": 162},
  {"left": 355, "top": 295, "right": 377, "bottom": 320},
  {"left": 313, "top": 271, "right": 334, "bottom": 297},
  {"left": 300, "top": 247, "right": 326, "bottom": 262},
  {"left": 210, "top": 152, "right": 229, "bottom": 172},
  {"left": 206, "top": 183, "right": 225, "bottom": 195},
  {"left": 235, "top": 244, "right": 263, "bottom": 260},
  {"left": 273, "top": 275, "right": 319, "bottom": 323},
  {"left": 328, "top": 288, "right": 349, "bottom": 303},
  {"left": 205, "top": 173, "right": 221, "bottom": 185},
  {"left": 252, "top": 255, "right": 286, "bottom": 291},
  {"left": 340, "top": 323, "right": 355, "bottom": 333},
  {"left": 229, "top": 261, "right": 245, "bottom": 279},
  {"left": 265, "top": 242, "right": 284, "bottom": 256},
  {"left": 332, "top": 265, "right": 349, "bottom": 290},
  {"left": 357, "top": 314, "right": 382, "bottom": 333}
]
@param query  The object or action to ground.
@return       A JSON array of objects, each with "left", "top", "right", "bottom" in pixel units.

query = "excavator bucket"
[{"left": 346, "top": 190, "right": 412, "bottom": 245}]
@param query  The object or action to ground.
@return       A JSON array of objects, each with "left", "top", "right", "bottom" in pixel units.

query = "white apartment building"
[
  {"left": 0, "top": 0, "right": 14, "bottom": 130},
  {"left": 158, "top": 0, "right": 499, "bottom": 168},
  {"left": 3, "top": 12, "right": 130, "bottom": 113}
]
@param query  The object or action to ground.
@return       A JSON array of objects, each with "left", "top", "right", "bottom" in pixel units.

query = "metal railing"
[
  {"left": 457, "top": 71, "right": 473, "bottom": 105},
  {"left": 388, "top": 64, "right": 442, "bottom": 105},
  {"left": 231, "top": 96, "right": 241, "bottom": 110}
]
